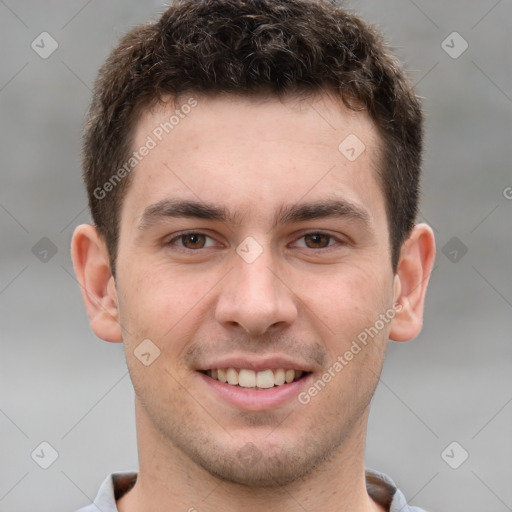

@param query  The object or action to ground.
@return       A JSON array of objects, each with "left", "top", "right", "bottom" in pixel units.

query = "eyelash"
[{"left": 166, "top": 231, "right": 346, "bottom": 251}]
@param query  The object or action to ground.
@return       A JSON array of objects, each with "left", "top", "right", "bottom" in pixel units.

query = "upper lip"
[{"left": 196, "top": 355, "right": 314, "bottom": 373}]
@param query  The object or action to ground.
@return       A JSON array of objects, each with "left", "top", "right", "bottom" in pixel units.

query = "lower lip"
[{"left": 197, "top": 372, "right": 312, "bottom": 411}]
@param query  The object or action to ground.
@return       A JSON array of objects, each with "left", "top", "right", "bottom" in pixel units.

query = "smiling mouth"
[{"left": 200, "top": 368, "right": 309, "bottom": 390}]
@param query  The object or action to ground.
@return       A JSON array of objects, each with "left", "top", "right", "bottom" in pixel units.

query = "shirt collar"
[{"left": 87, "top": 468, "right": 420, "bottom": 512}]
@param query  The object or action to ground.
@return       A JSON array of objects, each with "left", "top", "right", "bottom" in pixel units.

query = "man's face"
[{"left": 115, "top": 93, "right": 398, "bottom": 486}]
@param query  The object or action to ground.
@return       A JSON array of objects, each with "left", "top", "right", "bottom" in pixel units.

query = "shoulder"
[
  {"left": 73, "top": 471, "right": 138, "bottom": 512},
  {"left": 366, "top": 468, "right": 430, "bottom": 512}
]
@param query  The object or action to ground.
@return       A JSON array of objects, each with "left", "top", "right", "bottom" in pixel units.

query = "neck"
[{"left": 117, "top": 402, "right": 385, "bottom": 512}]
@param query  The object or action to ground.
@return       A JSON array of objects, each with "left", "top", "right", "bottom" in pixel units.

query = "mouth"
[
  {"left": 196, "top": 356, "right": 315, "bottom": 410},
  {"left": 199, "top": 368, "right": 309, "bottom": 390}
]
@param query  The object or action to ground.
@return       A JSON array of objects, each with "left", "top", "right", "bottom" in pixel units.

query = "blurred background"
[{"left": 1, "top": 1, "right": 511, "bottom": 511}]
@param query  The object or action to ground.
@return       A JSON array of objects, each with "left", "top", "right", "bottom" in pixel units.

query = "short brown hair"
[{"left": 82, "top": 0, "right": 423, "bottom": 274}]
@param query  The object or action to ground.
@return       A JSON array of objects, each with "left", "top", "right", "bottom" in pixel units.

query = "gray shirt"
[{"left": 75, "top": 469, "right": 428, "bottom": 511}]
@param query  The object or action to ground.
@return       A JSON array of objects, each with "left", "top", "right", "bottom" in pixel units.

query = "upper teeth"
[{"left": 208, "top": 368, "right": 303, "bottom": 388}]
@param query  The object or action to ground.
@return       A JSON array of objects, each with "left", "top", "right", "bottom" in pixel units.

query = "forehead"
[{"left": 121, "top": 93, "right": 385, "bottom": 231}]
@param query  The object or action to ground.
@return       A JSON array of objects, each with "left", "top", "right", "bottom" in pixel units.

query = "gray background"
[{"left": 1, "top": 1, "right": 511, "bottom": 511}]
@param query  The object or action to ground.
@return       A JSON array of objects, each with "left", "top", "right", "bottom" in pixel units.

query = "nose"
[{"left": 214, "top": 247, "right": 298, "bottom": 335}]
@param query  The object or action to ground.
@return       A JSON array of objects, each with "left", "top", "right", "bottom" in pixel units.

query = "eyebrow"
[
  {"left": 274, "top": 198, "right": 370, "bottom": 229},
  {"left": 137, "top": 199, "right": 241, "bottom": 231},
  {"left": 137, "top": 198, "right": 371, "bottom": 232}
]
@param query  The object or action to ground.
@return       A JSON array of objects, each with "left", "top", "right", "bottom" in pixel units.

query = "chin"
[
  {"left": 200, "top": 452, "right": 308, "bottom": 487},
  {"left": 185, "top": 435, "right": 340, "bottom": 488}
]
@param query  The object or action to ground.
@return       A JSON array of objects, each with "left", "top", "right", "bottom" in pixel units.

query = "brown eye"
[
  {"left": 303, "top": 233, "right": 332, "bottom": 249},
  {"left": 180, "top": 233, "right": 207, "bottom": 249}
]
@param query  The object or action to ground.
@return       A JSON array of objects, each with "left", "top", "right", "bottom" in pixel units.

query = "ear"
[
  {"left": 71, "top": 224, "right": 123, "bottom": 342},
  {"left": 389, "top": 223, "right": 436, "bottom": 342}
]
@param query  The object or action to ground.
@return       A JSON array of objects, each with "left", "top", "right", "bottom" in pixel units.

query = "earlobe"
[
  {"left": 71, "top": 224, "right": 123, "bottom": 343},
  {"left": 389, "top": 223, "right": 436, "bottom": 342}
]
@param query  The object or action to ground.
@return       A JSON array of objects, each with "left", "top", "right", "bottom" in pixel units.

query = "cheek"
[
  {"left": 293, "top": 263, "right": 393, "bottom": 338},
  {"left": 116, "top": 262, "right": 218, "bottom": 349}
]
